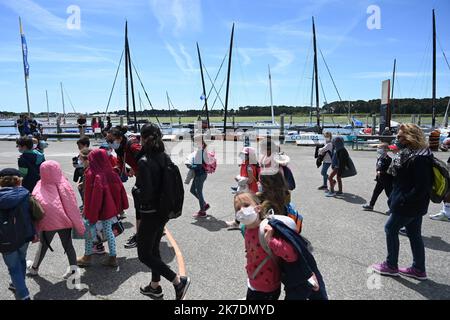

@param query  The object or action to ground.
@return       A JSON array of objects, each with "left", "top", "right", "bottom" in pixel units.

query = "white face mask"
[
  {"left": 77, "top": 159, "right": 84, "bottom": 167},
  {"left": 235, "top": 206, "right": 258, "bottom": 226}
]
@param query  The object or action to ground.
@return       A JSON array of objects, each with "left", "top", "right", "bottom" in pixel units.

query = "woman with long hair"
[
  {"left": 134, "top": 123, "right": 190, "bottom": 300},
  {"left": 372, "top": 123, "right": 432, "bottom": 281}
]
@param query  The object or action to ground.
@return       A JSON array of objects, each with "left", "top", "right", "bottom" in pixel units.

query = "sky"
[{"left": 0, "top": 0, "right": 449, "bottom": 114}]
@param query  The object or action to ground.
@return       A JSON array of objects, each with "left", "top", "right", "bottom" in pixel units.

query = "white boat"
[{"left": 294, "top": 132, "right": 326, "bottom": 146}]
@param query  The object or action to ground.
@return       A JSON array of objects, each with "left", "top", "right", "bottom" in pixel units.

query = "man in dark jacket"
[
  {"left": 372, "top": 124, "right": 432, "bottom": 281},
  {"left": 16, "top": 137, "right": 45, "bottom": 192},
  {"left": 0, "top": 168, "right": 39, "bottom": 300},
  {"left": 363, "top": 143, "right": 393, "bottom": 212}
]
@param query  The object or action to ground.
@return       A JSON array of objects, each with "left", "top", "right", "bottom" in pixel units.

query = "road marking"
[{"left": 125, "top": 194, "right": 186, "bottom": 276}]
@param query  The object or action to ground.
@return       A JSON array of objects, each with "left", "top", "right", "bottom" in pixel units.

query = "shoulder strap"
[{"left": 251, "top": 219, "right": 276, "bottom": 280}]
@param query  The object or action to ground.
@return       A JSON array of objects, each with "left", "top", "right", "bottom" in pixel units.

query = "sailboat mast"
[
  {"left": 432, "top": 9, "right": 437, "bottom": 128},
  {"left": 312, "top": 17, "right": 321, "bottom": 132},
  {"left": 196, "top": 43, "right": 210, "bottom": 129},
  {"left": 126, "top": 44, "right": 138, "bottom": 133},
  {"left": 124, "top": 21, "right": 130, "bottom": 127},
  {"left": 19, "top": 17, "right": 31, "bottom": 117},
  {"left": 166, "top": 91, "right": 173, "bottom": 124},
  {"left": 223, "top": 23, "right": 235, "bottom": 136},
  {"left": 60, "top": 82, "right": 66, "bottom": 120},
  {"left": 268, "top": 65, "right": 275, "bottom": 124},
  {"left": 310, "top": 66, "right": 314, "bottom": 125},
  {"left": 390, "top": 58, "right": 396, "bottom": 130},
  {"left": 45, "top": 90, "right": 50, "bottom": 123}
]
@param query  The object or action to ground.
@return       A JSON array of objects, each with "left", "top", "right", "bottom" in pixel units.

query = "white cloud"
[
  {"left": 165, "top": 42, "right": 197, "bottom": 73},
  {"left": 0, "top": 0, "right": 74, "bottom": 35},
  {"left": 238, "top": 47, "right": 295, "bottom": 72},
  {"left": 150, "top": 0, "right": 202, "bottom": 36}
]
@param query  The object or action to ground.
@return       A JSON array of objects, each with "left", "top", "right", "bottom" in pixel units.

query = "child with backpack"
[
  {"left": 16, "top": 137, "right": 45, "bottom": 192},
  {"left": 234, "top": 192, "right": 298, "bottom": 300},
  {"left": 27, "top": 161, "right": 86, "bottom": 279},
  {"left": 0, "top": 168, "right": 42, "bottom": 300},
  {"left": 134, "top": 124, "right": 190, "bottom": 300},
  {"left": 76, "top": 149, "right": 129, "bottom": 268}
]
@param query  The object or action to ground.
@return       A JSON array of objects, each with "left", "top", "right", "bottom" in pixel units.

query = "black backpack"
[
  {"left": 159, "top": 155, "right": 185, "bottom": 219},
  {"left": 0, "top": 205, "right": 26, "bottom": 254}
]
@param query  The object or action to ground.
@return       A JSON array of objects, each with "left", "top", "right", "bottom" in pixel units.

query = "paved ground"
[{"left": 0, "top": 140, "right": 449, "bottom": 300}]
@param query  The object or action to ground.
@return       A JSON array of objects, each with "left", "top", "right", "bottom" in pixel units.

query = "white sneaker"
[
  {"left": 26, "top": 260, "right": 39, "bottom": 277},
  {"left": 63, "top": 266, "right": 80, "bottom": 280},
  {"left": 430, "top": 212, "right": 450, "bottom": 222}
]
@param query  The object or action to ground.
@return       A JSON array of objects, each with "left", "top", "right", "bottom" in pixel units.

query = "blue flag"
[{"left": 21, "top": 34, "right": 29, "bottom": 79}]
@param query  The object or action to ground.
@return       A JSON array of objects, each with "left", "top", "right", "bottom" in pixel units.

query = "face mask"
[
  {"left": 109, "top": 141, "right": 121, "bottom": 150},
  {"left": 326, "top": 138, "right": 331, "bottom": 143},
  {"left": 107, "top": 151, "right": 112, "bottom": 156},
  {"left": 235, "top": 206, "right": 258, "bottom": 226},
  {"left": 33, "top": 144, "right": 38, "bottom": 149},
  {"left": 77, "top": 159, "right": 84, "bottom": 167}
]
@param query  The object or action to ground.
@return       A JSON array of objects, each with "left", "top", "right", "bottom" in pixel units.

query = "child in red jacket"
[
  {"left": 234, "top": 192, "right": 298, "bottom": 300},
  {"left": 77, "top": 149, "right": 129, "bottom": 268}
]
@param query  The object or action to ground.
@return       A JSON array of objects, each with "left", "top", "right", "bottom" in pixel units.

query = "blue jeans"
[
  {"left": 2, "top": 243, "right": 30, "bottom": 299},
  {"left": 191, "top": 173, "right": 207, "bottom": 210},
  {"left": 384, "top": 214, "right": 425, "bottom": 272},
  {"left": 321, "top": 162, "right": 331, "bottom": 186}
]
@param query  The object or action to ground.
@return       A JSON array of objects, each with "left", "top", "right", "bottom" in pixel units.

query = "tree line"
[{"left": 1, "top": 97, "right": 449, "bottom": 118}]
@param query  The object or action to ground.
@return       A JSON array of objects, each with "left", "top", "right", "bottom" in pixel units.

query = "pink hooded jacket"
[{"left": 32, "top": 160, "right": 85, "bottom": 236}]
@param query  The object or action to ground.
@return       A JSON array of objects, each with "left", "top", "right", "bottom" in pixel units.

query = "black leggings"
[
  {"left": 137, "top": 213, "right": 176, "bottom": 283},
  {"left": 33, "top": 229, "right": 77, "bottom": 268}
]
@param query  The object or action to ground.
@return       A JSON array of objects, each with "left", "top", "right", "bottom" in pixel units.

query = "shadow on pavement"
[
  {"left": 32, "top": 276, "right": 89, "bottom": 300},
  {"left": 31, "top": 241, "right": 175, "bottom": 299},
  {"left": 336, "top": 193, "right": 367, "bottom": 205},
  {"left": 191, "top": 215, "right": 229, "bottom": 232},
  {"left": 394, "top": 277, "right": 450, "bottom": 300},
  {"left": 422, "top": 236, "right": 450, "bottom": 253}
]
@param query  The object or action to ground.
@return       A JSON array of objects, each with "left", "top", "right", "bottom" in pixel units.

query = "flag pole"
[{"left": 19, "top": 17, "right": 31, "bottom": 117}]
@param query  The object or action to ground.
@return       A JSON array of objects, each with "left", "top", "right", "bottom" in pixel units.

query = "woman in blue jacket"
[{"left": 372, "top": 124, "right": 432, "bottom": 281}]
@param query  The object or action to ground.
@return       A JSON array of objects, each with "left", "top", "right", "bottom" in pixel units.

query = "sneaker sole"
[
  {"left": 399, "top": 271, "right": 427, "bottom": 281},
  {"left": 178, "top": 278, "right": 191, "bottom": 300},
  {"left": 124, "top": 244, "right": 138, "bottom": 249},
  {"left": 373, "top": 269, "right": 399, "bottom": 277},
  {"left": 140, "top": 290, "right": 164, "bottom": 299}
]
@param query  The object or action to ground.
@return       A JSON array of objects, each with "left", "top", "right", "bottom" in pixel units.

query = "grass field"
[{"left": 141, "top": 114, "right": 443, "bottom": 126}]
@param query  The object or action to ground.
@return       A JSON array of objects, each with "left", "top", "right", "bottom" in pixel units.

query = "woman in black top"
[
  {"left": 134, "top": 123, "right": 190, "bottom": 300},
  {"left": 372, "top": 124, "right": 432, "bottom": 281}
]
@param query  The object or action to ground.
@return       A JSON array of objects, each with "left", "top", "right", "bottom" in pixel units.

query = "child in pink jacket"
[
  {"left": 234, "top": 192, "right": 298, "bottom": 300},
  {"left": 27, "top": 160, "right": 85, "bottom": 278}
]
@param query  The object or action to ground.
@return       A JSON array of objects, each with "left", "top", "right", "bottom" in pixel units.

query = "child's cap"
[{"left": 0, "top": 168, "right": 22, "bottom": 178}]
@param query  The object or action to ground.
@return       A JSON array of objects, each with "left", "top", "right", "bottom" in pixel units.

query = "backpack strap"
[{"left": 250, "top": 219, "right": 276, "bottom": 280}]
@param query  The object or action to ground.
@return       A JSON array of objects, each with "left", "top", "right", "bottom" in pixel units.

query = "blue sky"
[{"left": 0, "top": 0, "right": 449, "bottom": 114}]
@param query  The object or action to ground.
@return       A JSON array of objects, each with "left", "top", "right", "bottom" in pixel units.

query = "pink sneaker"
[
  {"left": 371, "top": 262, "right": 399, "bottom": 277},
  {"left": 192, "top": 211, "right": 207, "bottom": 218},
  {"left": 398, "top": 267, "right": 427, "bottom": 281}
]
